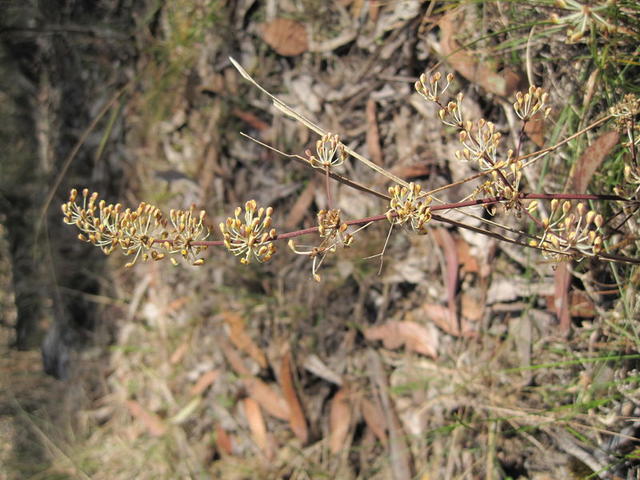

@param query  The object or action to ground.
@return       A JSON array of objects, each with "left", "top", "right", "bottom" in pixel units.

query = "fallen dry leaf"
[
  {"left": 432, "top": 228, "right": 459, "bottom": 331},
  {"left": 244, "top": 377, "right": 291, "bottom": 421},
  {"left": 260, "top": 18, "right": 308, "bottom": 57},
  {"left": 422, "top": 303, "right": 459, "bottom": 336},
  {"left": 572, "top": 130, "right": 619, "bottom": 193},
  {"left": 439, "top": 8, "right": 520, "bottom": 97},
  {"left": 360, "top": 397, "right": 387, "bottom": 446},
  {"left": 364, "top": 320, "right": 438, "bottom": 358},
  {"left": 125, "top": 400, "right": 166, "bottom": 437},
  {"left": 303, "top": 354, "right": 343, "bottom": 385},
  {"left": 279, "top": 350, "right": 309, "bottom": 443},
  {"left": 553, "top": 131, "right": 618, "bottom": 333},
  {"left": 553, "top": 263, "right": 572, "bottom": 334},
  {"left": 456, "top": 236, "right": 479, "bottom": 274},
  {"left": 190, "top": 369, "right": 220, "bottom": 396},
  {"left": 243, "top": 397, "right": 273, "bottom": 459},
  {"left": 570, "top": 290, "right": 596, "bottom": 318},
  {"left": 284, "top": 180, "right": 316, "bottom": 230},
  {"left": 232, "top": 108, "right": 270, "bottom": 131},
  {"left": 524, "top": 112, "right": 546, "bottom": 147},
  {"left": 215, "top": 424, "right": 233, "bottom": 455},
  {"left": 387, "top": 161, "right": 433, "bottom": 180},
  {"left": 219, "top": 339, "right": 251, "bottom": 376},
  {"left": 461, "top": 294, "right": 483, "bottom": 322},
  {"left": 329, "top": 387, "right": 352, "bottom": 454},
  {"left": 223, "top": 311, "right": 267, "bottom": 369},
  {"left": 220, "top": 340, "right": 290, "bottom": 419},
  {"left": 170, "top": 341, "right": 189, "bottom": 365}
]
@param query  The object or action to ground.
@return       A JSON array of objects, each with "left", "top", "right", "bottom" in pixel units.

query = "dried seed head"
[
  {"left": 220, "top": 200, "right": 277, "bottom": 264},
  {"left": 62, "top": 188, "right": 210, "bottom": 267}
]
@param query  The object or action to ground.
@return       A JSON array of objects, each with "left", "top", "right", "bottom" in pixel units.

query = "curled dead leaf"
[
  {"left": 364, "top": 321, "right": 438, "bottom": 358},
  {"left": 439, "top": 8, "right": 520, "bottom": 96},
  {"left": 244, "top": 377, "right": 291, "bottom": 421},
  {"left": 125, "top": 400, "right": 166, "bottom": 437},
  {"left": 260, "top": 18, "right": 308, "bottom": 57}
]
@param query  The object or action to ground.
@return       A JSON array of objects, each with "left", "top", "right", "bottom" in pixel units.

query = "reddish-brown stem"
[{"left": 187, "top": 192, "right": 629, "bottom": 247}]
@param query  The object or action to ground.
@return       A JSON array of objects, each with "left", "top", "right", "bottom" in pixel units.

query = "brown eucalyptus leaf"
[
  {"left": 572, "top": 130, "right": 619, "bottom": 193},
  {"left": 456, "top": 236, "right": 479, "bottom": 274},
  {"left": 422, "top": 303, "right": 460, "bottom": 336},
  {"left": 244, "top": 377, "right": 291, "bottom": 421},
  {"left": 260, "top": 18, "right": 308, "bottom": 57},
  {"left": 170, "top": 341, "right": 189, "bottom": 365},
  {"left": 524, "top": 112, "right": 546, "bottom": 147},
  {"left": 190, "top": 369, "right": 220, "bottom": 396},
  {"left": 125, "top": 400, "right": 166, "bottom": 437},
  {"left": 223, "top": 311, "right": 267, "bottom": 369},
  {"left": 215, "top": 424, "right": 233, "bottom": 455},
  {"left": 439, "top": 8, "right": 520, "bottom": 97},
  {"left": 553, "top": 263, "right": 571, "bottom": 334},
  {"left": 360, "top": 397, "right": 387, "bottom": 446},
  {"left": 366, "top": 98, "right": 384, "bottom": 166},
  {"left": 279, "top": 350, "right": 309, "bottom": 443},
  {"left": 364, "top": 321, "right": 438, "bottom": 358},
  {"left": 243, "top": 398, "right": 273, "bottom": 459},
  {"left": 284, "top": 180, "right": 316, "bottom": 230},
  {"left": 219, "top": 339, "right": 251, "bottom": 376},
  {"left": 329, "top": 387, "right": 352, "bottom": 454}
]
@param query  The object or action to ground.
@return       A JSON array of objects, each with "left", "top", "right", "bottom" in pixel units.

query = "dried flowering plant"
[{"left": 62, "top": 59, "right": 640, "bottom": 282}]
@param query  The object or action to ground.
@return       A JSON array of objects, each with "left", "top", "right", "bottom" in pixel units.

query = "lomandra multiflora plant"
[{"left": 63, "top": 60, "right": 640, "bottom": 280}]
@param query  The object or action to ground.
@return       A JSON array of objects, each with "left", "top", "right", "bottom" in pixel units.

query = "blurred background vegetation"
[{"left": 1, "top": 1, "right": 639, "bottom": 478}]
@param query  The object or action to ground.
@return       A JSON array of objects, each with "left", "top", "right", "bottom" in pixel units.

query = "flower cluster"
[
  {"left": 386, "top": 183, "right": 432, "bottom": 234},
  {"left": 62, "top": 188, "right": 209, "bottom": 267},
  {"left": 219, "top": 200, "right": 277, "bottom": 264},
  {"left": 163, "top": 207, "right": 210, "bottom": 266},
  {"left": 438, "top": 92, "right": 465, "bottom": 128},
  {"left": 610, "top": 93, "right": 640, "bottom": 123},
  {"left": 306, "top": 133, "right": 347, "bottom": 169},
  {"left": 529, "top": 199, "right": 604, "bottom": 260},
  {"left": 415, "top": 71, "right": 454, "bottom": 103},
  {"left": 455, "top": 119, "right": 504, "bottom": 171},
  {"left": 549, "top": 0, "right": 631, "bottom": 44},
  {"left": 513, "top": 86, "right": 551, "bottom": 122},
  {"left": 289, "top": 209, "right": 356, "bottom": 282},
  {"left": 473, "top": 152, "right": 525, "bottom": 212}
]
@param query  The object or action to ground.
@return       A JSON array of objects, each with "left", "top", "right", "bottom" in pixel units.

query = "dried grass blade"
[
  {"left": 368, "top": 350, "right": 413, "bottom": 480},
  {"left": 229, "top": 57, "right": 408, "bottom": 187}
]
